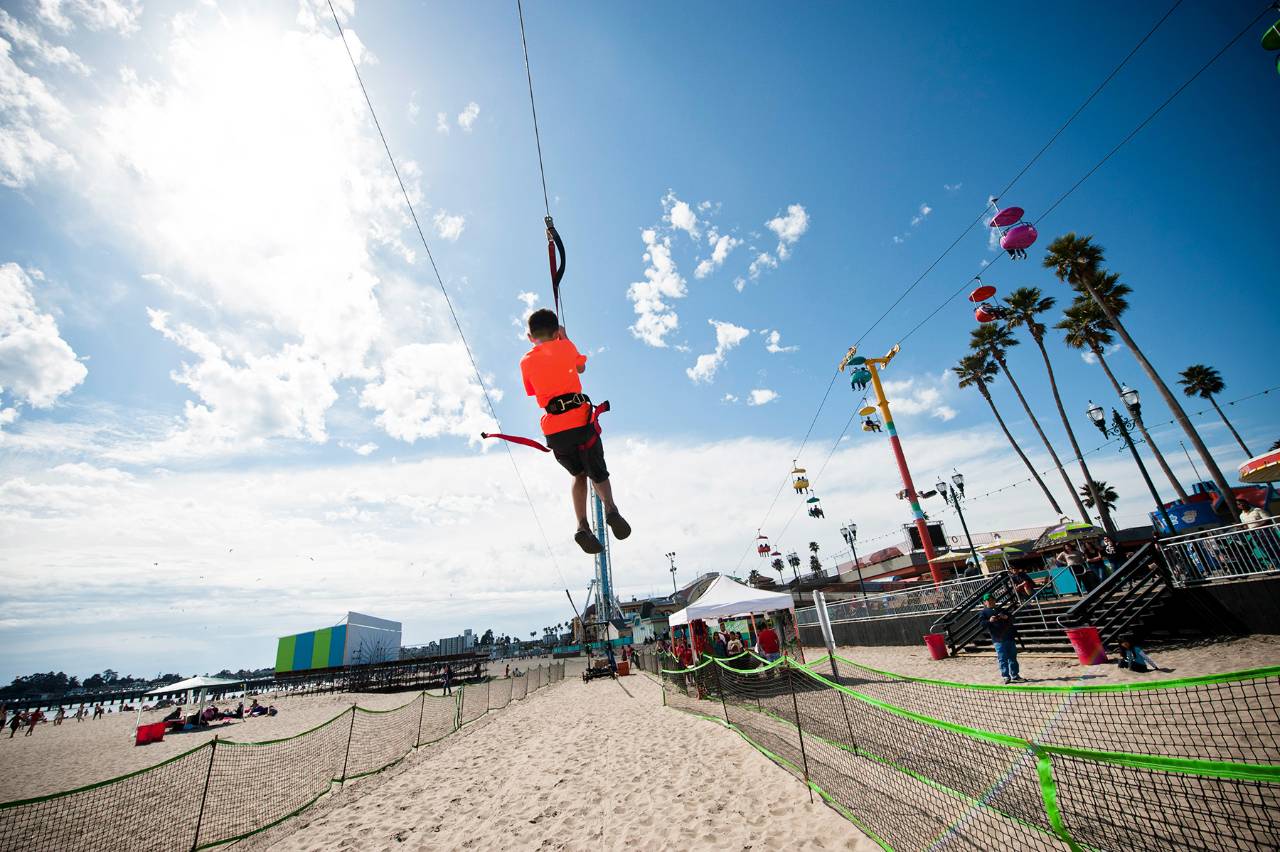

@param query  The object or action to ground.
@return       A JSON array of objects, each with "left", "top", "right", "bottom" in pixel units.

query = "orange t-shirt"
[{"left": 520, "top": 337, "right": 589, "bottom": 435}]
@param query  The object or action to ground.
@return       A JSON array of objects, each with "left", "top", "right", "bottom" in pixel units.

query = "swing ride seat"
[
  {"left": 989, "top": 206, "right": 1024, "bottom": 228},
  {"left": 969, "top": 284, "right": 996, "bottom": 303},
  {"left": 974, "top": 304, "right": 999, "bottom": 323},
  {"left": 1000, "top": 222, "right": 1038, "bottom": 252}
]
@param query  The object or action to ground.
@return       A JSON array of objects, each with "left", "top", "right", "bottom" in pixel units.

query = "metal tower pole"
[{"left": 865, "top": 347, "right": 942, "bottom": 585}]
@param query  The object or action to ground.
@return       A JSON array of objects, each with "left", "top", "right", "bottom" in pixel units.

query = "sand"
[
  {"left": 259, "top": 671, "right": 878, "bottom": 852},
  {"left": 813, "top": 632, "right": 1280, "bottom": 685},
  {"left": 0, "top": 686, "right": 454, "bottom": 803}
]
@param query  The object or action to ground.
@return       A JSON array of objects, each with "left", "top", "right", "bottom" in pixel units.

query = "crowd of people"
[
  {"left": 658, "top": 616, "right": 786, "bottom": 668},
  {"left": 1, "top": 701, "right": 114, "bottom": 737},
  {"left": 1, "top": 695, "right": 281, "bottom": 739}
]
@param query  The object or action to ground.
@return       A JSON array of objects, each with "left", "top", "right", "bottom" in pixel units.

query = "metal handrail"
[
  {"left": 929, "top": 572, "right": 1016, "bottom": 656},
  {"left": 928, "top": 572, "right": 1009, "bottom": 633},
  {"left": 1056, "top": 543, "right": 1170, "bottom": 646}
]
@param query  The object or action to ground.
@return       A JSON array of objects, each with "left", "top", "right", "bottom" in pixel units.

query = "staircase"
[{"left": 940, "top": 543, "right": 1180, "bottom": 656}]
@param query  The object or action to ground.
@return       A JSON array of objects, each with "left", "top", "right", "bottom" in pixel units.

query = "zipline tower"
[{"left": 589, "top": 485, "right": 615, "bottom": 627}]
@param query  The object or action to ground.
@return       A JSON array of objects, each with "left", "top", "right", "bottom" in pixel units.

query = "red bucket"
[
  {"left": 923, "top": 633, "right": 948, "bottom": 661},
  {"left": 1065, "top": 626, "right": 1108, "bottom": 666}
]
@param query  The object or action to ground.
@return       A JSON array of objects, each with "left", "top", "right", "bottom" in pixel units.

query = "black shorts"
[{"left": 546, "top": 425, "right": 609, "bottom": 483}]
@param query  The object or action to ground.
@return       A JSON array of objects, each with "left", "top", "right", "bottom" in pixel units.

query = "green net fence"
[
  {"left": 659, "top": 655, "right": 1280, "bottom": 851},
  {"left": 0, "top": 660, "right": 569, "bottom": 851}
]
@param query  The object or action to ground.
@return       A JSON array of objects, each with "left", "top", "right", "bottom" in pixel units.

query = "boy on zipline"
[{"left": 521, "top": 308, "right": 630, "bottom": 554}]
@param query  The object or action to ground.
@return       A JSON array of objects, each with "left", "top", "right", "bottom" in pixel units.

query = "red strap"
[{"left": 480, "top": 432, "right": 551, "bottom": 452}]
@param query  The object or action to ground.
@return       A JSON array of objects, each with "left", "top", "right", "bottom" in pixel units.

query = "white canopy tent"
[
  {"left": 668, "top": 575, "right": 795, "bottom": 626},
  {"left": 667, "top": 576, "right": 803, "bottom": 661},
  {"left": 138, "top": 676, "right": 241, "bottom": 737}
]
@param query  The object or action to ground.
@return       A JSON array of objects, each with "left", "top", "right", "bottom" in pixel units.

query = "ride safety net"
[
  {"left": 0, "top": 661, "right": 570, "bottom": 852},
  {"left": 655, "top": 653, "right": 1280, "bottom": 852}
]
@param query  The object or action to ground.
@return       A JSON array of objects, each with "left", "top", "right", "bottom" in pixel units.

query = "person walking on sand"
[
  {"left": 442, "top": 664, "right": 453, "bottom": 696},
  {"left": 53, "top": 706, "right": 65, "bottom": 726},
  {"left": 24, "top": 709, "right": 43, "bottom": 736},
  {"left": 978, "top": 594, "right": 1025, "bottom": 684},
  {"left": 8, "top": 711, "right": 23, "bottom": 738}
]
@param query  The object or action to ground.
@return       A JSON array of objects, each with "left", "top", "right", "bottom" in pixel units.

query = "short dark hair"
[{"left": 528, "top": 308, "right": 559, "bottom": 339}]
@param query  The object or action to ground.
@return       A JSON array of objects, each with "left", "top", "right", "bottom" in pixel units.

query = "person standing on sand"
[
  {"left": 442, "top": 665, "right": 453, "bottom": 696},
  {"left": 53, "top": 707, "right": 65, "bottom": 726},
  {"left": 978, "top": 594, "right": 1024, "bottom": 684},
  {"left": 8, "top": 712, "right": 23, "bottom": 738},
  {"left": 756, "top": 621, "right": 782, "bottom": 663},
  {"left": 24, "top": 709, "right": 43, "bottom": 736}
]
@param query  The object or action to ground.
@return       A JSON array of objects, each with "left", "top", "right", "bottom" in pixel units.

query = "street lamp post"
[
  {"left": 1086, "top": 389, "right": 1175, "bottom": 537},
  {"left": 839, "top": 523, "right": 869, "bottom": 606},
  {"left": 665, "top": 551, "right": 677, "bottom": 594},
  {"left": 937, "top": 472, "right": 980, "bottom": 574}
]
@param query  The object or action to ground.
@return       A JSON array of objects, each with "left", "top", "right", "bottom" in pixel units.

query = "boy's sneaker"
[
  {"left": 1002, "top": 677, "right": 1012, "bottom": 684},
  {"left": 1011, "top": 676, "right": 1027, "bottom": 683},
  {"left": 606, "top": 510, "right": 632, "bottom": 540},
  {"left": 575, "top": 528, "right": 603, "bottom": 555}
]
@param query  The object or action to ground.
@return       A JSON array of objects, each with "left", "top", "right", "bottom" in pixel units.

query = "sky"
[{"left": 1, "top": 0, "right": 1277, "bottom": 681}]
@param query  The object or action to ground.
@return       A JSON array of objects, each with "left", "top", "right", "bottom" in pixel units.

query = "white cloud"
[
  {"left": 627, "top": 228, "right": 686, "bottom": 348},
  {"left": 407, "top": 91, "right": 419, "bottom": 123},
  {"left": 456, "top": 100, "right": 479, "bottom": 132},
  {"left": 747, "top": 251, "right": 778, "bottom": 280},
  {"left": 944, "top": 183, "right": 962, "bottom": 192},
  {"left": 880, "top": 373, "right": 957, "bottom": 421},
  {"left": 694, "top": 232, "right": 740, "bottom": 279},
  {"left": 722, "top": 393, "right": 738, "bottom": 403},
  {"left": 733, "top": 277, "right": 746, "bottom": 293},
  {"left": 1081, "top": 343, "right": 1122, "bottom": 365},
  {"left": 685, "top": 319, "right": 749, "bottom": 384},
  {"left": 432, "top": 210, "right": 466, "bottom": 242},
  {"left": 359, "top": 342, "right": 498, "bottom": 443},
  {"left": 892, "top": 202, "right": 933, "bottom": 245},
  {"left": 664, "top": 191, "right": 699, "bottom": 239},
  {"left": 339, "top": 440, "right": 378, "bottom": 456},
  {"left": 910, "top": 203, "right": 932, "bottom": 226},
  {"left": 36, "top": 0, "right": 142, "bottom": 35},
  {"left": 0, "top": 9, "right": 89, "bottom": 74},
  {"left": 0, "top": 30, "right": 76, "bottom": 187},
  {"left": 763, "top": 330, "right": 797, "bottom": 354},
  {"left": 766, "top": 203, "right": 808, "bottom": 260},
  {"left": 0, "top": 263, "right": 86, "bottom": 422},
  {"left": 747, "top": 388, "right": 778, "bottom": 406},
  {"left": 435, "top": 111, "right": 449, "bottom": 134},
  {"left": 512, "top": 291, "right": 540, "bottom": 339}
]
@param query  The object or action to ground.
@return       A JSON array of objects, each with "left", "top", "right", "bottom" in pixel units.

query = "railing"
[
  {"left": 929, "top": 572, "right": 1016, "bottom": 656},
  {"left": 795, "top": 574, "right": 995, "bottom": 626},
  {"left": 1007, "top": 563, "right": 1076, "bottom": 633},
  {"left": 1058, "top": 542, "right": 1169, "bottom": 645},
  {"left": 1158, "top": 516, "right": 1280, "bottom": 587}
]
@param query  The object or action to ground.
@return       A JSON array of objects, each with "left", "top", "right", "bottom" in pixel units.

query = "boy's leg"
[
  {"left": 593, "top": 477, "right": 616, "bottom": 513},
  {"left": 572, "top": 474, "right": 590, "bottom": 529}
]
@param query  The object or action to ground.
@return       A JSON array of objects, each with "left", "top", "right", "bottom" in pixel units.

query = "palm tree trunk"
[
  {"left": 1077, "top": 274, "right": 1240, "bottom": 522},
  {"left": 992, "top": 351, "right": 1093, "bottom": 523},
  {"left": 1092, "top": 345, "right": 1189, "bottom": 500},
  {"left": 978, "top": 382, "right": 1064, "bottom": 515},
  {"left": 1033, "top": 335, "right": 1115, "bottom": 534},
  {"left": 1208, "top": 395, "right": 1252, "bottom": 458}
]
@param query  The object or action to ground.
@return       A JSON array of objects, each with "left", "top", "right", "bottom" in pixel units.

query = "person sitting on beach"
[
  {"left": 1116, "top": 636, "right": 1161, "bottom": 673},
  {"left": 756, "top": 621, "right": 782, "bottom": 663}
]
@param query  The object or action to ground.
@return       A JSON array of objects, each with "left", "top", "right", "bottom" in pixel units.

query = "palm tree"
[
  {"left": 770, "top": 557, "right": 784, "bottom": 584},
  {"left": 1043, "top": 233, "right": 1239, "bottom": 521},
  {"left": 808, "top": 541, "right": 820, "bottom": 555},
  {"left": 1079, "top": 480, "right": 1118, "bottom": 514},
  {"left": 970, "top": 323, "right": 1091, "bottom": 523},
  {"left": 1057, "top": 297, "right": 1188, "bottom": 500},
  {"left": 809, "top": 554, "right": 822, "bottom": 573},
  {"left": 786, "top": 551, "right": 802, "bottom": 583},
  {"left": 1178, "top": 364, "right": 1252, "bottom": 458},
  {"left": 954, "top": 353, "right": 1064, "bottom": 515},
  {"left": 1003, "top": 287, "right": 1115, "bottom": 534}
]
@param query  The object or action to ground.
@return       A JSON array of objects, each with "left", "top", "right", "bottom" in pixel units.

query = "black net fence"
[
  {"left": 0, "top": 661, "right": 570, "bottom": 851},
  {"left": 659, "top": 656, "right": 1280, "bottom": 852}
]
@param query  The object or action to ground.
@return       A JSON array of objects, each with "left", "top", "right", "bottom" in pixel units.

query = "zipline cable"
[
  {"left": 736, "top": 1, "right": 1190, "bottom": 560},
  {"left": 324, "top": 0, "right": 568, "bottom": 589},
  {"left": 516, "top": 0, "right": 552, "bottom": 218}
]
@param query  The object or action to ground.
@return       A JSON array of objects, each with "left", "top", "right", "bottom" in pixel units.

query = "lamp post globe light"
[
  {"left": 1084, "top": 398, "right": 1175, "bottom": 536},
  {"left": 839, "top": 522, "right": 870, "bottom": 605},
  {"left": 936, "top": 472, "right": 979, "bottom": 574},
  {"left": 666, "top": 551, "right": 677, "bottom": 593}
]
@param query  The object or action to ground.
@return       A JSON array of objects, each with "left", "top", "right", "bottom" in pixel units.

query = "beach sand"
[
  {"left": 813, "top": 632, "right": 1280, "bottom": 685},
  {"left": 260, "top": 671, "right": 878, "bottom": 852},
  {"left": 0, "top": 686, "right": 448, "bottom": 803}
]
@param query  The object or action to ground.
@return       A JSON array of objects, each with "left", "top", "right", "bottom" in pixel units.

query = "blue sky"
[{"left": 1, "top": 0, "right": 1277, "bottom": 681}]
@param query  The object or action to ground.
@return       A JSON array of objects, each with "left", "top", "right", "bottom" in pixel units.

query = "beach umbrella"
[
  {"left": 1239, "top": 448, "right": 1280, "bottom": 484},
  {"left": 1032, "top": 522, "right": 1105, "bottom": 551}
]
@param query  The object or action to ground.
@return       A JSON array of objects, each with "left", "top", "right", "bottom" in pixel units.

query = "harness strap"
[
  {"left": 481, "top": 400, "right": 610, "bottom": 454},
  {"left": 546, "top": 215, "right": 566, "bottom": 319}
]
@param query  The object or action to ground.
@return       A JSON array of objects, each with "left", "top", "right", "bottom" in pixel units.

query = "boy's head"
[{"left": 527, "top": 308, "right": 560, "bottom": 342}]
